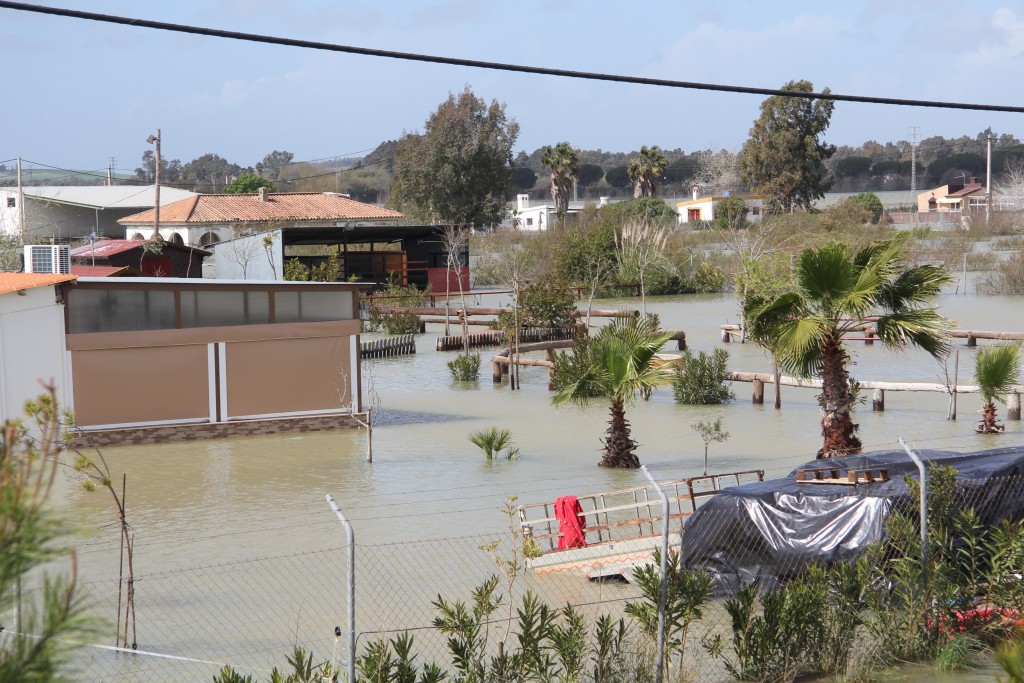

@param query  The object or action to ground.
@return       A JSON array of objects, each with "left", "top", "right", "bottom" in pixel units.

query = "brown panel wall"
[
  {"left": 225, "top": 336, "right": 351, "bottom": 417},
  {"left": 72, "top": 345, "right": 210, "bottom": 426}
]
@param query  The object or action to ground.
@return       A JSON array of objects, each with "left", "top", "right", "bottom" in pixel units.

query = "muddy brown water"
[{"left": 47, "top": 290, "right": 1023, "bottom": 681}]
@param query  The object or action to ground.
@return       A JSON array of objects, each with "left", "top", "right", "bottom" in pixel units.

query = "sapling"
[{"left": 691, "top": 418, "right": 729, "bottom": 476}]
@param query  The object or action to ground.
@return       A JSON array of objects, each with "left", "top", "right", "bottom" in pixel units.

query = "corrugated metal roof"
[
  {"left": 71, "top": 265, "right": 131, "bottom": 277},
  {"left": 16, "top": 185, "right": 197, "bottom": 210},
  {"left": 118, "top": 192, "right": 404, "bottom": 224},
  {"left": 0, "top": 272, "right": 76, "bottom": 294},
  {"left": 70, "top": 239, "right": 211, "bottom": 259}
]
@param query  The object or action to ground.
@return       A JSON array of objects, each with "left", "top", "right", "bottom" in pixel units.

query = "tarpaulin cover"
[{"left": 680, "top": 446, "right": 1024, "bottom": 594}]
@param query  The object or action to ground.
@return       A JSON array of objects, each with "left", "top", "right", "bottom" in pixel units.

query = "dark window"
[
  {"left": 6, "top": 197, "right": 14, "bottom": 208},
  {"left": 68, "top": 289, "right": 176, "bottom": 333},
  {"left": 180, "top": 290, "right": 269, "bottom": 328}
]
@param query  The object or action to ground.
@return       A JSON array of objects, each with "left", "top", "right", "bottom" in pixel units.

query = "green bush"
[
  {"left": 672, "top": 349, "right": 734, "bottom": 404},
  {"left": 689, "top": 260, "right": 726, "bottom": 293},
  {"left": 715, "top": 195, "right": 750, "bottom": 229},
  {"left": 447, "top": 353, "right": 481, "bottom": 381},
  {"left": 978, "top": 250, "right": 1024, "bottom": 294},
  {"left": 849, "top": 192, "right": 884, "bottom": 223},
  {"left": 467, "top": 426, "right": 519, "bottom": 460},
  {"left": 364, "top": 278, "right": 429, "bottom": 334}
]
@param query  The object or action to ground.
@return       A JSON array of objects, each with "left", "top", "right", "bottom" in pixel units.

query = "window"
[
  {"left": 68, "top": 289, "right": 176, "bottom": 333},
  {"left": 688, "top": 208, "right": 701, "bottom": 221},
  {"left": 752, "top": 206, "right": 761, "bottom": 216},
  {"left": 275, "top": 290, "right": 353, "bottom": 323},
  {"left": 526, "top": 218, "right": 534, "bottom": 226},
  {"left": 6, "top": 197, "right": 14, "bottom": 208},
  {"left": 180, "top": 290, "right": 269, "bottom": 328}
]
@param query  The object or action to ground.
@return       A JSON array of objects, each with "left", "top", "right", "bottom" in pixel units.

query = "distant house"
[
  {"left": 916, "top": 178, "right": 1004, "bottom": 214},
  {"left": 675, "top": 188, "right": 764, "bottom": 225},
  {"left": 0, "top": 185, "right": 197, "bottom": 242},
  {"left": 512, "top": 194, "right": 595, "bottom": 231},
  {"left": 70, "top": 239, "right": 210, "bottom": 278},
  {"left": 0, "top": 273, "right": 76, "bottom": 420},
  {"left": 118, "top": 189, "right": 404, "bottom": 248}
]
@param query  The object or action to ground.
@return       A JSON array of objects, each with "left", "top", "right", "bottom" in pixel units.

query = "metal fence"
[{"left": 12, "top": 457, "right": 1024, "bottom": 682}]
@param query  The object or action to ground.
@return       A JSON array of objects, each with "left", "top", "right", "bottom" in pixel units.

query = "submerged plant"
[
  {"left": 468, "top": 427, "right": 520, "bottom": 460},
  {"left": 973, "top": 343, "right": 1022, "bottom": 434}
]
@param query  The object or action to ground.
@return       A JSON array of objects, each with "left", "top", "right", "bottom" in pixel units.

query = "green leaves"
[{"left": 974, "top": 343, "right": 1022, "bottom": 405}]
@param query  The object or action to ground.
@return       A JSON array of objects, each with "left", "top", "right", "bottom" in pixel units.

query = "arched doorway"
[
  {"left": 199, "top": 231, "right": 220, "bottom": 247},
  {"left": 170, "top": 233, "right": 184, "bottom": 246},
  {"left": 131, "top": 232, "right": 146, "bottom": 240}
]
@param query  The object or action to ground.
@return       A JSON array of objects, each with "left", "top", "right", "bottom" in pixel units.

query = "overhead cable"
[{"left": 2, "top": 1, "right": 1024, "bottom": 113}]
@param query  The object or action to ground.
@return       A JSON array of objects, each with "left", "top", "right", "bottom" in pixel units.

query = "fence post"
[
  {"left": 1009, "top": 392, "right": 1021, "bottom": 421},
  {"left": 326, "top": 495, "right": 356, "bottom": 683},
  {"left": 640, "top": 465, "right": 668, "bottom": 683},
  {"left": 898, "top": 438, "right": 928, "bottom": 574}
]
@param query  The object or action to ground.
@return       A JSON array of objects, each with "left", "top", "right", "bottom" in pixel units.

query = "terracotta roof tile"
[
  {"left": 119, "top": 192, "right": 404, "bottom": 224},
  {"left": 0, "top": 273, "right": 76, "bottom": 295}
]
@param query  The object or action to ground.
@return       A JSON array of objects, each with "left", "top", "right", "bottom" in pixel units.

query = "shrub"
[
  {"left": 447, "top": 353, "right": 481, "bottom": 381},
  {"left": 849, "top": 192, "right": 884, "bottom": 223},
  {"left": 672, "top": 348, "right": 734, "bottom": 404},
  {"left": 365, "top": 277, "right": 429, "bottom": 334},
  {"left": 819, "top": 199, "right": 872, "bottom": 231},
  {"left": 689, "top": 260, "right": 726, "bottom": 293},
  {"left": 978, "top": 250, "right": 1024, "bottom": 294},
  {"left": 715, "top": 195, "right": 750, "bottom": 229}
]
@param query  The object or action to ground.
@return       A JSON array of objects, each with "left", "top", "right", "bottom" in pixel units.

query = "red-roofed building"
[
  {"left": 70, "top": 239, "right": 210, "bottom": 278},
  {"left": 70, "top": 265, "right": 140, "bottom": 277},
  {"left": 119, "top": 190, "right": 404, "bottom": 248}
]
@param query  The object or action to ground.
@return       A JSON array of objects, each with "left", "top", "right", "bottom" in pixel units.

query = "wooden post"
[
  {"left": 722, "top": 328, "right": 731, "bottom": 343},
  {"left": 752, "top": 379, "right": 764, "bottom": 405},
  {"left": 1009, "top": 393, "right": 1021, "bottom": 421},
  {"left": 864, "top": 330, "right": 875, "bottom": 346},
  {"left": 872, "top": 388, "right": 885, "bottom": 412},
  {"left": 967, "top": 335, "right": 977, "bottom": 347},
  {"left": 492, "top": 357, "right": 503, "bottom": 384}
]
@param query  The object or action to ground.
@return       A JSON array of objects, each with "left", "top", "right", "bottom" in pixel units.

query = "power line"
[{"left": 3, "top": 1, "right": 1024, "bottom": 114}]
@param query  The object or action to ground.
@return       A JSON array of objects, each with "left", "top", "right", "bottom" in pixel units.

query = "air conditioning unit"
[{"left": 24, "top": 245, "right": 70, "bottom": 274}]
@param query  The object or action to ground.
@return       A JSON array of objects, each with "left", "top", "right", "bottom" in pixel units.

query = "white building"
[
  {"left": 0, "top": 185, "right": 197, "bottom": 242},
  {"left": 675, "top": 188, "right": 764, "bottom": 225},
  {"left": 512, "top": 194, "right": 608, "bottom": 231},
  {"left": 0, "top": 273, "right": 76, "bottom": 421}
]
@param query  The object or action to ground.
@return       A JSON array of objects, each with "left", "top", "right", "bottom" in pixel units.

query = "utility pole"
[
  {"left": 16, "top": 156, "right": 25, "bottom": 242},
  {"left": 909, "top": 126, "right": 920, "bottom": 223},
  {"left": 107, "top": 156, "right": 116, "bottom": 186},
  {"left": 986, "top": 133, "right": 993, "bottom": 224},
  {"left": 147, "top": 130, "right": 161, "bottom": 241}
]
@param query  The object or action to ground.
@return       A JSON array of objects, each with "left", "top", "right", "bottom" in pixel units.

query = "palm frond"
[
  {"left": 877, "top": 264, "right": 953, "bottom": 312},
  {"left": 973, "top": 343, "right": 1022, "bottom": 405},
  {"left": 796, "top": 243, "right": 856, "bottom": 316},
  {"left": 875, "top": 309, "right": 952, "bottom": 359}
]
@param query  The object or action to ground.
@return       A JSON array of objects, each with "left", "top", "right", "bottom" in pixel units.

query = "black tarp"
[{"left": 679, "top": 446, "right": 1024, "bottom": 594}]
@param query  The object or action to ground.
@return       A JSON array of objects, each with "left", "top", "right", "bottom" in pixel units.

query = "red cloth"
[{"left": 555, "top": 495, "right": 587, "bottom": 549}]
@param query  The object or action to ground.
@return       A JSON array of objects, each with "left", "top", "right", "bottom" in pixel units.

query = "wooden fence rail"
[
  {"left": 722, "top": 324, "right": 1024, "bottom": 347},
  {"left": 725, "top": 370, "right": 1022, "bottom": 420},
  {"left": 436, "top": 327, "right": 577, "bottom": 352},
  {"left": 360, "top": 334, "right": 416, "bottom": 359}
]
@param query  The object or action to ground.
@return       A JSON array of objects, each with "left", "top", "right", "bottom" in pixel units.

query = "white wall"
[
  {"left": 0, "top": 189, "right": 21, "bottom": 236},
  {"left": 0, "top": 286, "right": 70, "bottom": 421},
  {"left": 211, "top": 229, "right": 282, "bottom": 280}
]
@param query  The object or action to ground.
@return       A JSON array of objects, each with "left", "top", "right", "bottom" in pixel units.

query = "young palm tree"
[
  {"left": 542, "top": 142, "right": 580, "bottom": 227},
  {"left": 552, "top": 316, "right": 673, "bottom": 468},
  {"left": 973, "top": 343, "right": 1022, "bottom": 434},
  {"left": 745, "top": 236, "right": 952, "bottom": 458},
  {"left": 627, "top": 146, "right": 668, "bottom": 198}
]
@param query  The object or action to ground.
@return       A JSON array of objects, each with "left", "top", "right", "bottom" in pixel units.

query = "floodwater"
[{"left": 48, "top": 289, "right": 1024, "bottom": 682}]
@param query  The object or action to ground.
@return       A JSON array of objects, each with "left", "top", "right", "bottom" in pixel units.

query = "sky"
[{"left": 2, "top": 0, "right": 1024, "bottom": 175}]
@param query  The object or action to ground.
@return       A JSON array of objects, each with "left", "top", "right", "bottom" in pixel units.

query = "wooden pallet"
[{"left": 795, "top": 466, "right": 889, "bottom": 485}]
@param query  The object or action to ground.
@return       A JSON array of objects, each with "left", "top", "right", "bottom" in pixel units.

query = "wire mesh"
[{"left": 17, "top": 469, "right": 1024, "bottom": 682}]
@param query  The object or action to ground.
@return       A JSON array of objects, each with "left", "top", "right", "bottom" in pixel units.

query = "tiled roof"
[
  {"left": 70, "top": 239, "right": 211, "bottom": 259},
  {"left": 0, "top": 272, "right": 76, "bottom": 295},
  {"left": 119, "top": 192, "right": 404, "bottom": 224},
  {"left": 947, "top": 184, "right": 984, "bottom": 198},
  {"left": 71, "top": 265, "right": 131, "bottom": 277}
]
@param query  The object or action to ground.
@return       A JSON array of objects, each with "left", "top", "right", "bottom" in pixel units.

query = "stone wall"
[{"left": 71, "top": 413, "right": 366, "bottom": 448}]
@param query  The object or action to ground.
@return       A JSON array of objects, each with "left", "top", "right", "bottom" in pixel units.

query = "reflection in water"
[{"left": 52, "top": 291, "right": 1021, "bottom": 681}]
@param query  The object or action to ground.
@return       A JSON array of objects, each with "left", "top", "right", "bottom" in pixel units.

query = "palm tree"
[
  {"left": 542, "top": 142, "right": 580, "bottom": 227},
  {"left": 744, "top": 236, "right": 952, "bottom": 458},
  {"left": 552, "top": 316, "right": 673, "bottom": 468},
  {"left": 627, "top": 146, "right": 668, "bottom": 198},
  {"left": 973, "top": 343, "right": 1022, "bottom": 434}
]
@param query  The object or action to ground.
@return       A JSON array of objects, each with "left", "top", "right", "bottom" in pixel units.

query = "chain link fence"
[{"left": 13, "top": 456, "right": 1024, "bottom": 682}]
